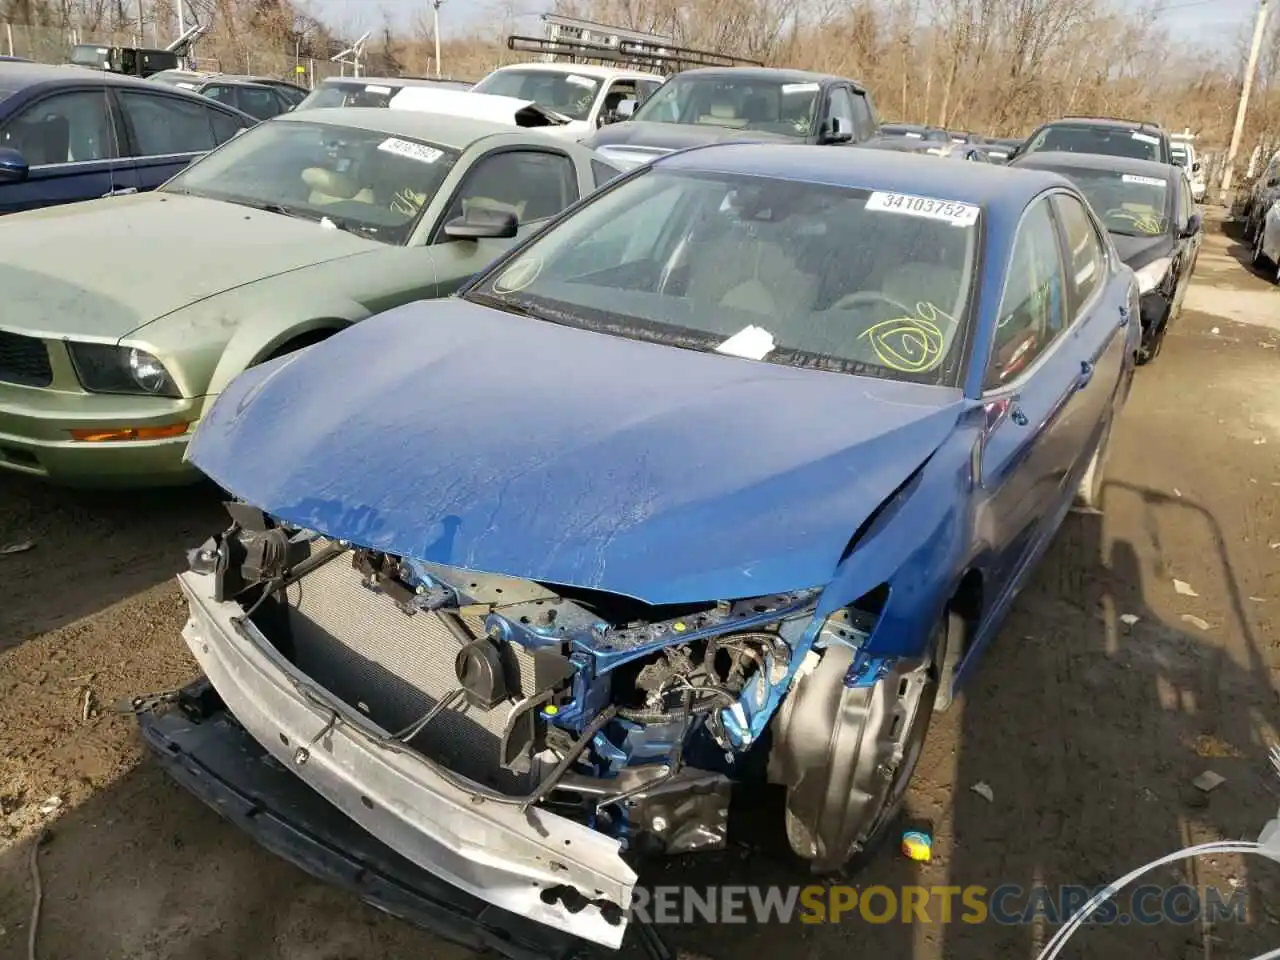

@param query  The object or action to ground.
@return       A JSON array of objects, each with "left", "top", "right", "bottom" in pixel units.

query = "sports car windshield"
[
  {"left": 467, "top": 169, "right": 978, "bottom": 385},
  {"left": 1024, "top": 123, "right": 1163, "bottom": 162},
  {"left": 471, "top": 69, "right": 599, "bottom": 121},
  {"left": 295, "top": 81, "right": 401, "bottom": 110},
  {"left": 630, "top": 77, "right": 821, "bottom": 138},
  {"left": 162, "top": 120, "right": 459, "bottom": 245},
  {"left": 1057, "top": 168, "right": 1170, "bottom": 237}
]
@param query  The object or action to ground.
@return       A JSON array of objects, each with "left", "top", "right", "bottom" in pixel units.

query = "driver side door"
[
  {"left": 974, "top": 194, "right": 1095, "bottom": 600},
  {"left": 425, "top": 147, "right": 584, "bottom": 295}
]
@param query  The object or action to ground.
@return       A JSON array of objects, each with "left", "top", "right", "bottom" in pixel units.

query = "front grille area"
[
  {"left": 0, "top": 331, "right": 53, "bottom": 387},
  {"left": 280, "top": 554, "right": 542, "bottom": 794}
]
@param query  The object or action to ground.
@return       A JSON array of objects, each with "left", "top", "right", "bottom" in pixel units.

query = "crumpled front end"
[{"left": 171, "top": 504, "right": 864, "bottom": 947}]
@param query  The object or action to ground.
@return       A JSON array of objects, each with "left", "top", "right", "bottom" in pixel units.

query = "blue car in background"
[
  {"left": 144, "top": 144, "right": 1140, "bottom": 951},
  {"left": 0, "top": 61, "right": 253, "bottom": 213}
]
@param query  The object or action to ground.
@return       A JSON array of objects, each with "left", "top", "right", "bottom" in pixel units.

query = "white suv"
[{"left": 1172, "top": 139, "right": 1206, "bottom": 203}]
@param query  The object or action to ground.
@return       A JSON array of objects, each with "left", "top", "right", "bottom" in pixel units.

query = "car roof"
[
  {"left": 487, "top": 62, "right": 657, "bottom": 80},
  {"left": 0, "top": 61, "right": 199, "bottom": 91},
  {"left": 656, "top": 142, "right": 1069, "bottom": 211},
  {"left": 1011, "top": 150, "right": 1177, "bottom": 181},
  {"left": 319, "top": 75, "right": 459, "bottom": 88},
  {"left": 671, "top": 66, "right": 853, "bottom": 86},
  {"left": 1039, "top": 116, "right": 1165, "bottom": 133},
  {"left": 275, "top": 106, "right": 538, "bottom": 148}
]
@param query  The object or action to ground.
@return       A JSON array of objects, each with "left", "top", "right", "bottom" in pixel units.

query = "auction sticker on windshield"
[
  {"left": 1122, "top": 174, "right": 1166, "bottom": 188},
  {"left": 866, "top": 191, "right": 979, "bottom": 227},
  {"left": 377, "top": 137, "right": 444, "bottom": 164},
  {"left": 1131, "top": 132, "right": 1159, "bottom": 145}
]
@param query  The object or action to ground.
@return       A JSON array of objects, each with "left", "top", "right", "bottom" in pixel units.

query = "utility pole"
[
  {"left": 433, "top": 0, "right": 443, "bottom": 78},
  {"left": 137, "top": 0, "right": 145, "bottom": 45},
  {"left": 177, "top": 0, "right": 185, "bottom": 47},
  {"left": 1221, "top": 0, "right": 1270, "bottom": 196}
]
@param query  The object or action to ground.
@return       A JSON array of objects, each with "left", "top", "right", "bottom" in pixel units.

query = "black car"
[
  {"left": 880, "top": 121, "right": 950, "bottom": 143},
  {"left": 1011, "top": 150, "right": 1201, "bottom": 363},
  {"left": 583, "top": 67, "right": 880, "bottom": 169},
  {"left": 197, "top": 76, "right": 305, "bottom": 120},
  {"left": 0, "top": 61, "right": 255, "bottom": 213},
  {"left": 1012, "top": 116, "right": 1173, "bottom": 165},
  {"left": 982, "top": 136, "right": 1023, "bottom": 163}
]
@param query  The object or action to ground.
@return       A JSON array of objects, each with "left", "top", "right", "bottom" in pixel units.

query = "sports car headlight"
[
  {"left": 1134, "top": 256, "right": 1173, "bottom": 295},
  {"left": 68, "top": 343, "right": 181, "bottom": 397}
]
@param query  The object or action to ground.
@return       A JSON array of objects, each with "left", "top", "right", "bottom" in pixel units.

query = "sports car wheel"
[
  {"left": 769, "top": 614, "right": 949, "bottom": 871},
  {"left": 1253, "top": 231, "right": 1268, "bottom": 267}
]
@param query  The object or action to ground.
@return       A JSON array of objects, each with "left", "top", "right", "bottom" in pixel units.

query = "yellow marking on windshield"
[{"left": 858, "top": 302, "right": 957, "bottom": 373}]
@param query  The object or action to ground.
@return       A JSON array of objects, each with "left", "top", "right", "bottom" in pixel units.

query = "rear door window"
[
  {"left": 117, "top": 90, "right": 217, "bottom": 156},
  {"left": 236, "top": 86, "right": 283, "bottom": 121}
]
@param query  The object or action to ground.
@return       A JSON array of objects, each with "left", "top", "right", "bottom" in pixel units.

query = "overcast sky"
[{"left": 310, "top": 0, "right": 1259, "bottom": 48}]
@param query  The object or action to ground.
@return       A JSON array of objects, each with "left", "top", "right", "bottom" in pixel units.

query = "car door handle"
[
  {"left": 1076, "top": 360, "right": 1094, "bottom": 389},
  {"left": 1118, "top": 304, "right": 1130, "bottom": 327},
  {"left": 104, "top": 187, "right": 138, "bottom": 197}
]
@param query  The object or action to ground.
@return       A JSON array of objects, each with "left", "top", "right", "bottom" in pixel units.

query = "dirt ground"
[{"left": 0, "top": 211, "right": 1277, "bottom": 960}]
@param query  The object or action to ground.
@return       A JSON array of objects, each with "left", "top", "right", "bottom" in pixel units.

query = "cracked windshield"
[
  {"left": 631, "top": 76, "right": 822, "bottom": 137},
  {"left": 160, "top": 120, "right": 459, "bottom": 244},
  {"left": 470, "top": 68, "right": 601, "bottom": 120},
  {"left": 469, "top": 169, "right": 977, "bottom": 384}
]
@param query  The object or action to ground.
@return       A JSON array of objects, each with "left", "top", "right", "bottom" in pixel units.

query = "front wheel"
[
  {"left": 1253, "top": 230, "right": 1269, "bottom": 268},
  {"left": 769, "top": 614, "right": 948, "bottom": 871}
]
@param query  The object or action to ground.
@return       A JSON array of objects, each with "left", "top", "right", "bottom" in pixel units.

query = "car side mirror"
[
  {"left": 0, "top": 147, "right": 30, "bottom": 184},
  {"left": 1182, "top": 212, "right": 1203, "bottom": 238},
  {"left": 820, "top": 116, "right": 853, "bottom": 145},
  {"left": 616, "top": 98, "right": 636, "bottom": 120},
  {"left": 444, "top": 209, "right": 519, "bottom": 241},
  {"left": 1191, "top": 160, "right": 1201, "bottom": 173}
]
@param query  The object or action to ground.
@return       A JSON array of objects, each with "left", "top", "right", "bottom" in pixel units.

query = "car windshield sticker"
[
  {"left": 365, "top": 84, "right": 393, "bottom": 94},
  {"left": 865, "top": 191, "right": 980, "bottom": 227},
  {"left": 1131, "top": 132, "right": 1159, "bottom": 145},
  {"left": 715, "top": 325, "right": 776, "bottom": 360},
  {"left": 566, "top": 74, "right": 596, "bottom": 88},
  {"left": 377, "top": 138, "right": 443, "bottom": 164},
  {"left": 904, "top": 131, "right": 924, "bottom": 138},
  {"left": 781, "top": 82, "right": 820, "bottom": 95},
  {"left": 1122, "top": 174, "right": 1166, "bottom": 188}
]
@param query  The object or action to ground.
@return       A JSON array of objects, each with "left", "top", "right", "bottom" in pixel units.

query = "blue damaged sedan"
[{"left": 138, "top": 145, "right": 1140, "bottom": 952}]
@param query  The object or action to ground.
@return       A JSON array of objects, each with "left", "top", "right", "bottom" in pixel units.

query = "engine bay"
[{"left": 186, "top": 502, "right": 868, "bottom": 858}]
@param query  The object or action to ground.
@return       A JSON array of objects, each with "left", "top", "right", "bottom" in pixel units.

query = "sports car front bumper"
[
  {"left": 170, "top": 570, "right": 636, "bottom": 948},
  {"left": 138, "top": 683, "right": 586, "bottom": 960}
]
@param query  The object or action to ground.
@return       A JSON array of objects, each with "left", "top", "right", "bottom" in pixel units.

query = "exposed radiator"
[{"left": 282, "top": 554, "right": 539, "bottom": 793}]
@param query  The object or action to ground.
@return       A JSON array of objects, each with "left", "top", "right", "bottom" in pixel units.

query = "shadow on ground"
[{"left": 0, "top": 474, "right": 224, "bottom": 651}]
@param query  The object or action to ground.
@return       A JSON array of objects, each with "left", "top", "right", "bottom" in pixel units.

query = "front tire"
[{"left": 770, "top": 615, "right": 947, "bottom": 871}]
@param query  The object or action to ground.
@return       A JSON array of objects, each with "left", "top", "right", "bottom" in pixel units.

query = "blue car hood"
[{"left": 189, "top": 299, "right": 965, "bottom": 605}]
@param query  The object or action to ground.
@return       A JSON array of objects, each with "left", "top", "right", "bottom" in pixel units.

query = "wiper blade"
[
  {"left": 465, "top": 291, "right": 540, "bottom": 319},
  {"left": 219, "top": 196, "right": 311, "bottom": 219}
]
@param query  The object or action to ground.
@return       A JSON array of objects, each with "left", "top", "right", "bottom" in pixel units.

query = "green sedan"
[{"left": 0, "top": 107, "right": 619, "bottom": 487}]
